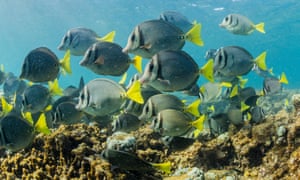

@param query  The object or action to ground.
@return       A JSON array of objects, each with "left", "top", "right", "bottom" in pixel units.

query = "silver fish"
[
  {"left": 19, "top": 47, "right": 71, "bottom": 83},
  {"left": 122, "top": 19, "right": 203, "bottom": 58},
  {"left": 263, "top": 77, "right": 282, "bottom": 95},
  {"left": 54, "top": 101, "right": 84, "bottom": 125},
  {"left": 76, "top": 78, "right": 126, "bottom": 116},
  {"left": 152, "top": 109, "right": 205, "bottom": 137},
  {"left": 0, "top": 114, "right": 34, "bottom": 152},
  {"left": 139, "top": 50, "right": 200, "bottom": 92},
  {"left": 58, "top": 27, "right": 115, "bottom": 56},
  {"left": 139, "top": 94, "right": 184, "bottom": 122},
  {"left": 22, "top": 84, "right": 51, "bottom": 114},
  {"left": 80, "top": 41, "right": 140, "bottom": 76},
  {"left": 112, "top": 112, "right": 142, "bottom": 133},
  {"left": 213, "top": 46, "right": 266, "bottom": 77},
  {"left": 219, "top": 14, "right": 265, "bottom": 35},
  {"left": 159, "top": 11, "right": 194, "bottom": 33}
]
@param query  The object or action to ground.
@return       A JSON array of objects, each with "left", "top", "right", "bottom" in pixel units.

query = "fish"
[
  {"left": 22, "top": 79, "right": 63, "bottom": 114},
  {"left": 262, "top": 72, "right": 288, "bottom": 95},
  {"left": 227, "top": 108, "right": 243, "bottom": 126},
  {"left": 101, "top": 148, "right": 171, "bottom": 173},
  {"left": 213, "top": 46, "right": 267, "bottom": 77},
  {"left": 122, "top": 19, "right": 203, "bottom": 58},
  {"left": 204, "top": 49, "right": 218, "bottom": 61},
  {"left": 80, "top": 41, "right": 142, "bottom": 76},
  {"left": 199, "top": 82, "right": 232, "bottom": 102},
  {"left": 219, "top": 14, "right": 265, "bottom": 35},
  {"left": 76, "top": 78, "right": 142, "bottom": 117},
  {"left": 159, "top": 11, "right": 194, "bottom": 33},
  {"left": 63, "top": 76, "right": 85, "bottom": 97},
  {"left": 152, "top": 109, "right": 205, "bottom": 137},
  {"left": 19, "top": 47, "right": 71, "bottom": 83},
  {"left": 3, "top": 73, "right": 27, "bottom": 99},
  {"left": 249, "top": 106, "right": 265, "bottom": 123},
  {"left": 111, "top": 112, "right": 142, "bottom": 133},
  {"left": 0, "top": 112, "right": 50, "bottom": 152},
  {"left": 208, "top": 113, "right": 230, "bottom": 135},
  {"left": 138, "top": 50, "right": 213, "bottom": 92},
  {"left": 58, "top": 27, "right": 116, "bottom": 56},
  {"left": 54, "top": 101, "right": 84, "bottom": 125}
]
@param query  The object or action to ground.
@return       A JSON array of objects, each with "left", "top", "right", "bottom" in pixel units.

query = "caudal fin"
[
  {"left": 60, "top": 49, "right": 72, "bottom": 74},
  {"left": 126, "top": 81, "right": 144, "bottom": 104},
  {"left": 35, "top": 113, "right": 51, "bottom": 135},
  {"left": 151, "top": 161, "right": 171, "bottom": 174},
  {"left": 132, "top": 55, "right": 143, "bottom": 73},
  {"left": 255, "top": 22, "right": 265, "bottom": 34},
  {"left": 185, "top": 23, "right": 204, "bottom": 46},
  {"left": 96, "top": 31, "right": 116, "bottom": 42},
  {"left": 199, "top": 59, "right": 214, "bottom": 82},
  {"left": 255, "top": 51, "right": 267, "bottom": 71}
]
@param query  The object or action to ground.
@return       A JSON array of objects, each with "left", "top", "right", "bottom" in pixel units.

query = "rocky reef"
[{"left": 0, "top": 92, "right": 300, "bottom": 179}]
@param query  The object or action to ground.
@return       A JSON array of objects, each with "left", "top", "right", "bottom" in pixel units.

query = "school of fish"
[{"left": 0, "top": 11, "right": 289, "bottom": 173}]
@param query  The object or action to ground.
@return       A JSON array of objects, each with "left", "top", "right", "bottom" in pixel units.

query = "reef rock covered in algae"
[{"left": 0, "top": 95, "right": 300, "bottom": 179}]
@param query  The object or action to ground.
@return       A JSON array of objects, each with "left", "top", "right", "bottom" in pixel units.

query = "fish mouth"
[
  {"left": 57, "top": 45, "right": 64, "bottom": 51},
  {"left": 219, "top": 23, "right": 225, "bottom": 27},
  {"left": 122, "top": 48, "right": 128, "bottom": 54}
]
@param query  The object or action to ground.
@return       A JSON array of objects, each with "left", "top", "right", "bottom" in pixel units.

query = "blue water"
[{"left": 0, "top": 0, "right": 299, "bottom": 89}]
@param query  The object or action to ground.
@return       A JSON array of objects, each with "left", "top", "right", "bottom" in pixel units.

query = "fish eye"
[
  {"left": 149, "top": 63, "right": 154, "bottom": 72},
  {"left": 131, "top": 34, "right": 135, "bottom": 41},
  {"left": 217, "top": 54, "right": 222, "bottom": 64},
  {"left": 225, "top": 16, "right": 229, "bottom": 22},
  {"left": 80, "top": 93, "right": 84, "bottom": 100}
]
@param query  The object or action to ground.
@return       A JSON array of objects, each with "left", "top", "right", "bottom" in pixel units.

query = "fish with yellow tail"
[
  {"left": 122, "top": 19, "right": 203, "bottom": 58},
  {"left": 58, "top": 27, "right": 116, "bottom": 56},
  {"left": 219, "top": 14, "right": 265, "bottom": 35}
]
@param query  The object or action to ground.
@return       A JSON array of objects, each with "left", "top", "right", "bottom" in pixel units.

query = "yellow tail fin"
[
  {"left": 119, "top": 72, "right": 127, "bottom": 85},
  {"left": 241, "top": 101, "right": 250, "bottom": 112},
  {"left": 185, "top": 23, "right": 204, "bottom": 46},
  {"left": 255, "top": 51, "right": 267, "bottom": 71},
  {"left": 199, "top": 59, "right": 214, "bottom": 82},
  {"left": 132, "top": 55, "right": 143, "bottom": 73},
  {"left": 96, "top": 31, "right": 116, "bottom": 42},
  {"left": 220, "top": 82, "right": 232, "bottom": 88},
  {"left": 48, "top": 79, "right": 63, "bottom": 96},
  {"left": 1, "top": 96, "right": 13, "bottom": 116},
  {"left": 151, "top": 161, "right": 171, "bottom": 174},
  {"left": 237, "top": 76, "right": 248, "bottom": 88},
  {"left": 35, "top": 113, "right": 51, "bottom": 135},
  {"left": 279, "top": 72, "right": 288, "bottom": 84},
  {"left": 185, "top": 99, "right": 201, "bottom": 117},
  {"left": 60, "top": 49, "right": 72, "bottom": 74},
  {"left": 22, "top": 111, "right": 34, "bottom": 125},
  {"left": 126, "top": 81, "right": 144, "bottom": 104},
  {"left": 191, "top": 114, "right": 206, "bottom": 131},
  {"left": 255, "top": 22, "right": 265, "bottom": 34},
  {"left": 230, "top": 85, "right": 239, "bottom": 98}
]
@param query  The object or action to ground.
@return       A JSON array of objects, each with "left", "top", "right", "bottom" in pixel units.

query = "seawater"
[{"left": 0, "top": 0, "right": 299, "bottom": 90}]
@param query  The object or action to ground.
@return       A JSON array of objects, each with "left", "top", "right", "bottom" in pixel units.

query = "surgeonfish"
[
  {"left": 219, "top": 14, "right": 265, "bottom": 35},
  {"left": 122, "top": 19, "right": 203, "bottom": 58},
  {"left": 111, "top": 112, "right": 142, "bottom": 133},
  {"left": 80, "top": 41, "right": 142, "bottom": 76},
  {"left": 152, "top": 109, "right": 205, "bottom": 137},
  {"left": 58, "top": 27, "right": 116, "bottom": 56},
  {"left": 213, "top": 46, "right": 267, "bottom": 77},
  {"left": 20, "top": 47, "right": 71, "bottom": 83},
  {"left": 101, "top": 148, "right": 171, "bottom": 173},
  {"left": 263, "top": 72, "right": 288, "bottom": 95},
  {"left": 159, "top": 11, "right": 194, "bottom": 33}
]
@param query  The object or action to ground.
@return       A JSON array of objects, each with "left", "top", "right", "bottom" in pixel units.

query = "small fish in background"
[
  {"left": 252, "top": 64, "right": 274, "bottom": 79},
  {"left": 80, "top": 41, "right": 142, "bottom": 76},
  {"left": 199, "top": 82, "right": 232, "bottom": 103},
  {"left": 213, "top": 46, "right": 267, "bottom": 77},
  {"left": 76, "top": 78, "right": 143, "bottom": 117},
  {"left": 262, "top": 72, "right": 288, "bottom": 95},
  {"left": 135, "top": 50, "right": 213, "bottom": 93},
  {"left": 63, "top": 76, "right": 85, "bottom": 98},
  {"left": 22, "top": 79, "right": 63, "bottom": 114},
  {"left": 58, "top": 27, "right": 116, "bottom": 56},
  {"left": 249, "top": 106, "right": 265, "bottom": 124},
  {"left": 53, "top": 101, "right": 84, "bottom": 125},
  {"left": 111, "top": 112, "right": 142, "bottom": 133},
  {"left": 219, "top": 14, "right": 265, "bottom": 35},
  {"left": 19, "top": 47, "right": 72, "bottom": 83},
  {"left": 205, "top": 49, "right": 218, "bottom": 61},
  {"left": 152, "top": 109, "right": 206, "bottom": 137},
  {"left": 3, "top": 72, "right": 27, "bottom": 99},
  {"left": 101, "top": 148, "right": 171, "bottom": 173},
  {"left": 122, "top": 19, "right": 203, "bottom": 58},
  {"left": 159, "top": 11, "right": 194, "bottom": 33},
  {"left": 0, "top": 112, "right": 50, "bottom": 152}
]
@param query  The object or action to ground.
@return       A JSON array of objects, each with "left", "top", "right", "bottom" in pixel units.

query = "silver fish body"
[
  {"left": 112, "top": 112, "right": 141, "bottom": 133},
  {"left": 139, "top": 50, "right": 199, "bottom": 92},
  {"left": 58, "top": 27, "right": 100, "bottom": 56},
  {"left": 219, "top": 14, "right": 257, "bottom": 35},
  {"left": 139, "top": 94, "right": 184, "bottom": 122},
  {"left": 80, "top": 41, "right": 131, "bottom": 76},
  {"left": 76, "top": 78, "right": 126, "bottom": 116},
  {"left": 213, "top": 46, "right": 255, "bottom": 77},
  {"left": 263, "top": 77, "right": 282, "bottom": 95},
  {"left": 159, "top": 11, "right": 193, "bottom": 33},
  {"left": 54, "top": 101, "right": 84, "bottom": 125},
  {"left": 22, "top": 84, "right": 51, "bottom": 114},
  {"left": 20, "top": 47, "right": 60, "bottom": 82},
  {"left": 123, "top": 19, "right": 185, "bottom": 58},
  {"left": 0, "top": 115, "right": 34, "bottom": 152},
  {"left": 152, "top": 109, "right": 194, "bottom": 137}
]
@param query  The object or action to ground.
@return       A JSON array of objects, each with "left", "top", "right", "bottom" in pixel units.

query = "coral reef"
[{"left": 1, "top": 92, "right": 300, "bottom": 179}]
